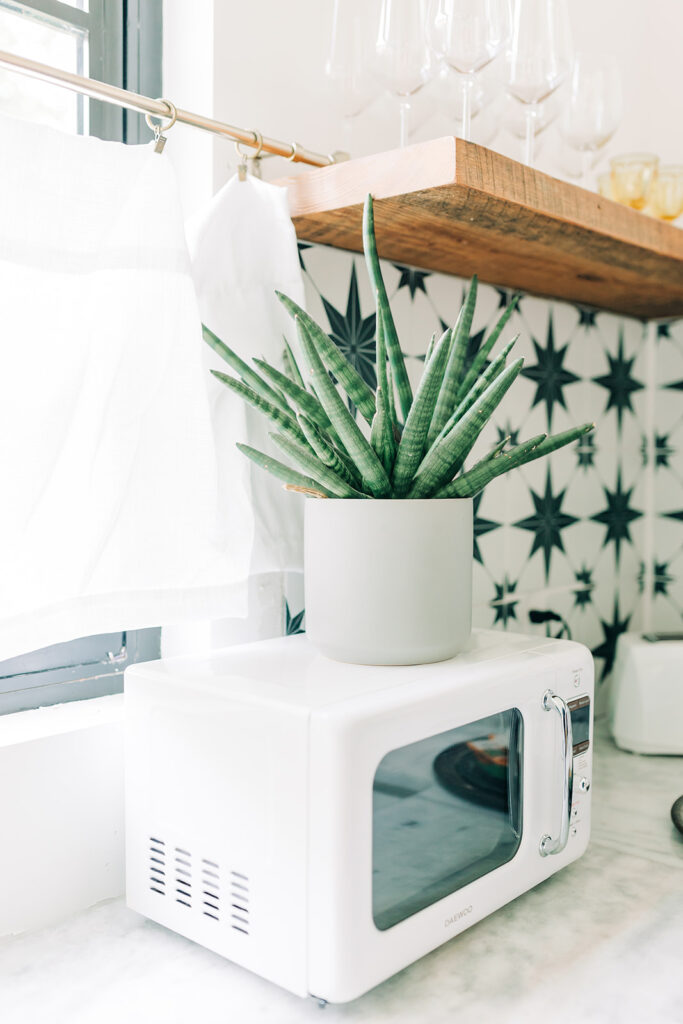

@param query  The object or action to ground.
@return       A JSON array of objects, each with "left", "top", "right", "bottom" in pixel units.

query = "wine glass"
[
  {"left": 426, "top": 0, "right": 511, "bottom": 141},
  {"left": 373, "top": 0, "right": 434, "bottom": 147},
  {"left": 506, "top": 0, "right": 573, "bottom": 166},
  {"left": 437, "top": 59, "right": 504, "bottom": 146},
  {"left": 503, "top": 90, "right": 560, "bottom": 142},
  {"left": 560, "top": 53, "right": 622, "bottom": 183},
  {"left": 325, "top": 0, "right": 377, "bottom": 120}
]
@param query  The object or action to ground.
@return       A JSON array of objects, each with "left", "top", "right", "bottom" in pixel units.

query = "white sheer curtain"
[{"left": 0, "top": 114, "right": 255, "bottom": 662}]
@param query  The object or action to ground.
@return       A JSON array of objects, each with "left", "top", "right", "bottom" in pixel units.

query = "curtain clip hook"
[
  {"left": 235, "top": 131, "right": 264, "bottom": 181},
  {"left": 145, "top": 99, "right": 178, "bottom": 154}
]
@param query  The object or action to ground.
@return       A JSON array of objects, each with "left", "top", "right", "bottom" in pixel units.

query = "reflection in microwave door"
[{"left": 433, "top": 736, "right": 510, "bottom": 813}]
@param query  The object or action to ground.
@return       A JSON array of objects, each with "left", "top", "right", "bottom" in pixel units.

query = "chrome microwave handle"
[{"left": 539, "top": 689, "right": 573, "bottom": 857}]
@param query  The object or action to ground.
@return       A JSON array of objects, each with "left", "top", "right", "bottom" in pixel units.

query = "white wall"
[
  {"left": 165, "top": 0, "right": 683, "bottom": 202},
  {"left": 162, "top": 0, "right": 215, "bottom": 216}
]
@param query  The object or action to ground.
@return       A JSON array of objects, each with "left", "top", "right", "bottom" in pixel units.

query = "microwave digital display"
[
  {"left": 569, "top": 695, "right": 591, "bottom": 754},
  {"left": 372, "top": 709, "right": 524, "bottom": 932}
]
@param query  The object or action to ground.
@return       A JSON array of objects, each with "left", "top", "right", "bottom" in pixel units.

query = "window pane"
[
  {"left": 372, "top": 710, "right": 524, "bottom": 930},
  {"left": 0, "top": 631, "right": 127, "bottom": 679},
  {"left": 0, "top": 628, "right": 161, "bottom": 715},
  {"left": 0, "top": 3, "right": 87, "bottom": 133}
]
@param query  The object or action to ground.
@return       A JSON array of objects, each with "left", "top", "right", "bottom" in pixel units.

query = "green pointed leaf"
[
  {"left": 435, "top": 433, "right": 546, "bottom": 498},
  {"left": 385, "top": 358, "right": 400, "bottom": 439},
  {"left": 370, "top": 385, "right": 396, "bottom": 477},
  {"left": 392, "top": 327, "right": 452, "bottom": 496},
  {"left": 514, "top": 423, "right": 595, "bottom": 466},
  {"left": 295, "top": 317, "right": 391, "bottom": 497},
  {"left": 428, "top": 275, "right": 478, "bottom": 443},
  {"left": 424, "top": 331, "right": 437, "bottom": 364},
  {"left": 438, "top": 334, "right": 519, "bottom": 439},
  {"left": 271, "top": 433, "right": 368, "bottom": 499},
  {"left": 375, "top": 297, "right": 389, "bottom": 405},
  {"left": 408, "top": 357, "right": 523, "bottom": 498},
  {"left": 377, "top": 302, "right": 402, "bottom": 440},
  {"left": 298, "top": 414, "right": 361, "bottom": 488},
  {"left": 203, "top": 325, "right": 289, "bottom": 414},
  {"left": 253, "top": 357, "right": 335, "bottom": 435},
  {"left": 275, "top": 292, "right": 376, "bottom": 424},
  {"left": 481, "top": 435, "right": 510, "bottom": 464},
  {"left": 210, "top": 371, "right": 307, "bottom": 446},
  {"left": 363, "top": 195, "right": 412, "bottom": 420},
  {"left": 455, "top": 294, "right": 520, "bottom": 404},
  {"left": 237, "top": 442, "right": 335, "bottom": 497},
  {"left": 282, "top": 336, "right": 305, "bottom": 389}
]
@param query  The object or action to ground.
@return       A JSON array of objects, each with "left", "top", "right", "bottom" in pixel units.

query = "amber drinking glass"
[
  {"left": 648, "top": 166, "right": 683, "bottom": 222},
  {"left": 609, "top": 153, "right": 659, "bottom": 210}
]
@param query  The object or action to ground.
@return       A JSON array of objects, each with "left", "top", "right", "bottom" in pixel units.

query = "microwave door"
[{"left": 372, "top": 709, "right": 524, "bottom": 932}]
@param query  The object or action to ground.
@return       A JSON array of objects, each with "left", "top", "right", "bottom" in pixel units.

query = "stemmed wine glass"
[
  {"left": 373, "top": 0, "right": 434, "bottom": 147},
  {"left": 325, "top": 0, "right": 377, "bottom": 119},
  {"left": 436, "top": 59, "right": 504, "bottom": 146},
  {"left": 506, "top": 0, "right": 573, "bottom": 166},
  {"left": 325, "top": 0, "right": 378, "bottom": 153},
  {"left": 426, "top": 0, "right": 511, "bottom": 142},
  {"left": 560, "top": 53, "right": 622, "bottom": 183},
  {"left": 503, "top": 89, "right": 561, "bottom": 148}
]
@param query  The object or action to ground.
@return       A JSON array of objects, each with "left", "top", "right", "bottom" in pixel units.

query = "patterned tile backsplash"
[{"left": 284, "top": 242, "right": 682, "bottom": 699}]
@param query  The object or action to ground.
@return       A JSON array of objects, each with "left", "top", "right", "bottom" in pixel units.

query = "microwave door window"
[{"left": 372, "top": 709, "right": 524, "bottom": 931}]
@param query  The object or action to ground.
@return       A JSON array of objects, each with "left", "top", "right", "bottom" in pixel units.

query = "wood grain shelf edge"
[{"left": 277, "top": 138, "right": 683, "bottom": 321}]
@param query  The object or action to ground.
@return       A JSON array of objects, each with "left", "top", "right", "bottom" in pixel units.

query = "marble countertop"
[{"left": 2, "top": 722, "right": 683, "bottom": 1024}]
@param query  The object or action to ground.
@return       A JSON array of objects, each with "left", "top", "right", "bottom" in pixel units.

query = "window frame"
[
  {"left": 0, "top": 0, "right": 163, "bottom": 715},
  {"left": 0, "top": 0, "right": 162, "bottom": 140}
]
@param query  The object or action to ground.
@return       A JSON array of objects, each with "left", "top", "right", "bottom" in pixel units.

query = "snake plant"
[{"left": 206, "top": 194, "right": 594, "bottom": 500}]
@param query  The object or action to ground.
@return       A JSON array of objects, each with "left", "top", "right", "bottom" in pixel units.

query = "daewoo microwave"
[{"left": 125, "top": 629, "right": 594, "bottom": 1004}]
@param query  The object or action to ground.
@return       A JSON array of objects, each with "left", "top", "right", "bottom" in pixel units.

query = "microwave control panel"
[
  {"left": 568, "top": 694, "right": 591, "bottom": 755},
  {"left": 569, "top": 694, "right": 592, "bottom": 832}
]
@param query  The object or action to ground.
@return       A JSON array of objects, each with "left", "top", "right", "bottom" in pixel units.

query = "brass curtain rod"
[{"left": 0, "top": 48, "right": 342, "bottom": 167}]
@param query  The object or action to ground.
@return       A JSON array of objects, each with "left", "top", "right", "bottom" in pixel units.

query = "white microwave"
[{"left": 125, "top": 629, "right": 594, "bottom": 1004}]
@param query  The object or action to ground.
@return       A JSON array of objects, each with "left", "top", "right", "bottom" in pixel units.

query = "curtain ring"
[
  {"left": 251, "top": 131, "right": 264, "bottom": 159},
  {"left": 287, "top": 141, "right": 301, "bottom": 162},
  {"left": 144, "top": 99, "right": 178, "bottom": 135},
  {"left": 234, "top": 131, "right": 264, "bottom": 161}
]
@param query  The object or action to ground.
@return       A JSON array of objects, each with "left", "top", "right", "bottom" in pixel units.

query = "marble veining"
[{"left": 1, "top": 722, "right": 682, "bottom": 1024}]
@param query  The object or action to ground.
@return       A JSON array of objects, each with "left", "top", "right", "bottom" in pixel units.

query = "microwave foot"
[{"left": 310, "top": 996, "right": 328, "bottom": 1009}]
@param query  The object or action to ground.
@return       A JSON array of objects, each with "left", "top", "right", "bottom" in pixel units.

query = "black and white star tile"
[
  {"left": 292, "top": 242, "right": 682, "bottom": 681},
  {"left": 653, "top": 317, "right": 683, "bottom": 629}
]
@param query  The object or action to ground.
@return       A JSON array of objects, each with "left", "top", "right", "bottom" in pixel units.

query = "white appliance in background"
[
  {"left": 125, "top": 630, "right": 594, "bottom": 1004},
  {"left": 610, "top": 632, "right": 683, "bottom": 754}
]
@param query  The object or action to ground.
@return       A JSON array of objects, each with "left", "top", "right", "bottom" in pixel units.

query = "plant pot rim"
[{"left": 310, "top": 496, "right": 474, "bottom": 504}]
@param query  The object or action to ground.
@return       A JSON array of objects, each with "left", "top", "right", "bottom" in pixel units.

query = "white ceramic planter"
[{"left": 304, "top": 498, "right": 473, "bottom": 666}]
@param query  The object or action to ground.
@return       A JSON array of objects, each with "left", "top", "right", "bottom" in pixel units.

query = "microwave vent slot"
[
  {"left": 174, "top": 847, "right": 193, "bottom": 907},
  {"left": 146, "top": 840, "right": 248, "bottom": 932},
  {"left": 230, "top": 870, "right": 250, "bottom": 935},
  {"left": 149, "top": 837, "right": 166, "bottom": 896},
  {"left": 201, "top": 859, "right": 221, "bottom": 921}
]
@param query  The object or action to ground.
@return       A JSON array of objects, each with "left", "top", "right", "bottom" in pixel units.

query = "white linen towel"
[
  {"left": 0, "top": 114, "right": 253, "bottom": 661},
  {"left": 185, "top": 172, "right": 307, "bottom": 581}
]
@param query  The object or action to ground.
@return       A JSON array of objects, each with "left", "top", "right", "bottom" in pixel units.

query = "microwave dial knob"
[{"left": 579, "top": 777, "right": 591, "bottom": 792}]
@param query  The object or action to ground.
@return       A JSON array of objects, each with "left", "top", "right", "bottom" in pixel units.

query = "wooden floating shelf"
[{"left": 278, "top": 137, "right": 683, "bottom": 321}]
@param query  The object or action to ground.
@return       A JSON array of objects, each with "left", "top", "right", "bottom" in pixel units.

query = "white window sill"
[
  {"left": 0, "top": 692, "right": 123, "bottom": 747},
  {"left": 0, "top": 694, "right": 125, "bottom": 937}
]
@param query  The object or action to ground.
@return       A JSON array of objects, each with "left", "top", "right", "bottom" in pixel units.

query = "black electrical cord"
[{"left": 528, "top": 608, "right": 572, "bottom": 641}]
